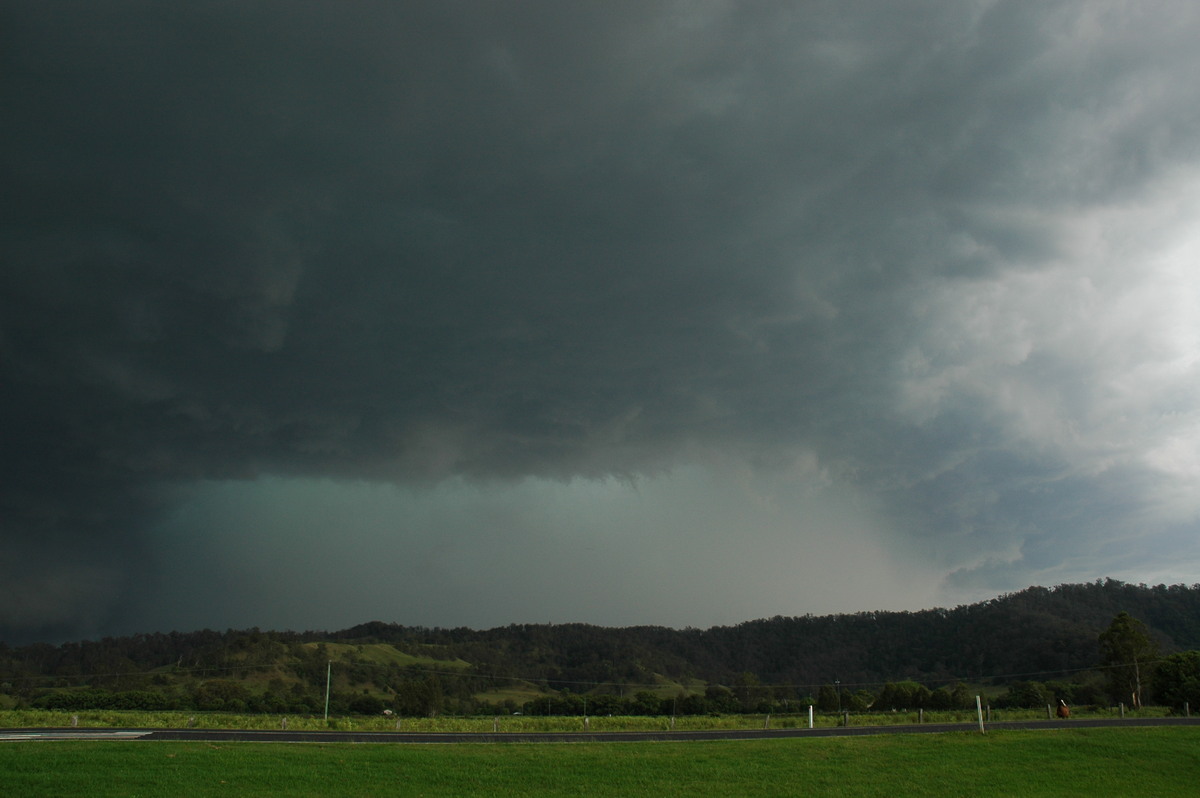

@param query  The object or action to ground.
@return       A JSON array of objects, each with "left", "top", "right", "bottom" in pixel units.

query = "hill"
[{"left": 2, "top": 579, "right": 1197, "bottom": 715}]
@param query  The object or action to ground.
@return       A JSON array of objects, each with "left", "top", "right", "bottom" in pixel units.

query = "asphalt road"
[{"left": 3, "top": 716, "right": 1198, "bottom": 744}]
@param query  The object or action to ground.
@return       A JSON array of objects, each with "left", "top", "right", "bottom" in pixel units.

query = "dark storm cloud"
[{"left": 4, "top": 1, "right": 1200, "bottom": 641}]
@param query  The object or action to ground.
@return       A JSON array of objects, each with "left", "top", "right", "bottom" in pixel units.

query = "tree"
[
  {"left": 391, "top": 676, "right": 443, "bottom": 717},
  {"left": 192, "top": 679, "right": 250, "bottom": 712},
  {"left": 1098, "top": 612, "right": 1159, "bottom": 708},
  {"left": 875, "top": 682, "right": 906, "bottom": 711},
  {"left": 349, "top": 693, "right": 385, "bottom": 715},
  {"left": 732, "top": 672, "right": 771, "bottom": 712},
  {"left": 703, "top": 684, "right": 738, "bottom": 714},
  {"left": 847, "top": 689, "right": 875, "bottom": 712},
  {"left": 816, "top": 684, "right": 839, "bottom": 712},
  {"left": 998, "top": 681, "right": 1050, "bottom": 708},
  {"left": 630, "top": 691, "right": 662, "bottom": 716},
  {"left": 929, "top": 686, "right": 953, "bottom": 710},
  {"left": 1154, "top": 651, "right": 1200, "bottom": 713},
  {"left": 950, "top": 682, "right": 973, "bottom": 710},
  {"left": 876, "top": 681, "right": 930, "bottom": 711}
]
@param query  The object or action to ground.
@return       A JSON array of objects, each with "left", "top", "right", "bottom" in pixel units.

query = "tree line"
[{"left": 3, "top": 579, "right": 1199, "bottom": 715}]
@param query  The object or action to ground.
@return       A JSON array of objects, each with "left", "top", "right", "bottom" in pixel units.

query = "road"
[{"left": 3, "top": 716, "right": 1198, "bottom": 744}]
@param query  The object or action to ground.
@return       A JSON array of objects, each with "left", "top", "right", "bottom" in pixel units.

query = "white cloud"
[{"left": 899, "top": 165, "right": 1200, "bottom": 469}]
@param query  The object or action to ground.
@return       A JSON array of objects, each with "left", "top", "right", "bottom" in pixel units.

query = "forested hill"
[
  {"left": 4, "top": 579, "right": 1199, "bottom": 696},
  {"left": 336, "top": 579, "right": 1200, "bottom": 688}
]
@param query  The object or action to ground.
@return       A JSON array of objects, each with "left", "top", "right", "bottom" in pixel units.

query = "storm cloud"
[{"left": 4, "top": 1, "right": 1200, "bottom": 642}]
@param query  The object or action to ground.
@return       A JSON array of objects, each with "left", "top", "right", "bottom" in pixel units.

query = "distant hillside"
[
  {"left": 2, "top": 579, "right": 1197, "bottom": 714},
  {"left": 326, "top": 579, "right": 1200, "bottom": 688}
]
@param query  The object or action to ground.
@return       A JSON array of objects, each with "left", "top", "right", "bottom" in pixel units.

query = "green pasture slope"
[{"left": 3, "top": 727, "right": 1199, "bottom": 797}]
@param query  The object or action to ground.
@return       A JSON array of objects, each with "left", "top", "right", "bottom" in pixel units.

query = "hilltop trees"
[{"left": 3, "top": 582, "right": 1199, "bottom": 715}]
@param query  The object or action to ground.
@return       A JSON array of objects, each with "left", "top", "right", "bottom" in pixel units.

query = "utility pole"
[{"left": 324, "top": 661, "right": 332, "bottom": 721}]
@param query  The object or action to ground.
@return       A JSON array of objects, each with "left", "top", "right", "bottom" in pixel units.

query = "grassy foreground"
[{"left": 3, "top": 727, "right": 1199, "bottom": 797}]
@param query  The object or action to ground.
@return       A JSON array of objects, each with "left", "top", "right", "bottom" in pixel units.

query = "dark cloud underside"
[{"left": 4, "top": 1, "right": 1200, "bottom": 641}]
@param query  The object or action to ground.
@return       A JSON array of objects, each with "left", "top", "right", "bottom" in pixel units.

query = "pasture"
[
  {"left": 0, "top": 704, "right": 1168, "bottom": 733},
  {"left": 2, "top": 727, "right": 1198, "bottom": 797}
]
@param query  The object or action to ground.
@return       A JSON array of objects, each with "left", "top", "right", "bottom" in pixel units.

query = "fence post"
[
  {"left": 918, "top": 708, "right": 923, "bottom": 724},
  {"left": 1046, "top": 704, "right": 1052, "bottom": 720},
  {"left": 842, "top": 711, "right": 849, "bottom": 727},
  {"left": 976, "top": 696, "right": 986, "bottom": 734},
  {"left": 1185, "top": 702, "right": 1190, "bottom": 718},
  {"left": 808, "top": 705, "right": 814, "bottom": 729},
  {"left": 1119, "top": 702, "right": 1125, "bottom": 719},
  {"left": 763, "top": 714, "right": 770, "bottom": 730}
]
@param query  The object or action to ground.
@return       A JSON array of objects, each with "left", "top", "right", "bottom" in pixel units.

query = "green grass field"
[{"left": 2, "top": 727, "right": 1198, "bottom": 797}]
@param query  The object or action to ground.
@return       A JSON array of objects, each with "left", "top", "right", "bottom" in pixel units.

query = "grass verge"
[{"left": 2, "top": 727, "right": 1198, "bottom": 797}]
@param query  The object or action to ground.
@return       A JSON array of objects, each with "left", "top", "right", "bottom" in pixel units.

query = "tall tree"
[{"left": 1098, "top": 612, "right": 1159, "bottom": 708}]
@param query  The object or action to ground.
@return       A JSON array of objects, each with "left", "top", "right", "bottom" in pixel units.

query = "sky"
[{"left": 4, "top": 1, "right": 1200, "bottom": 645}]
